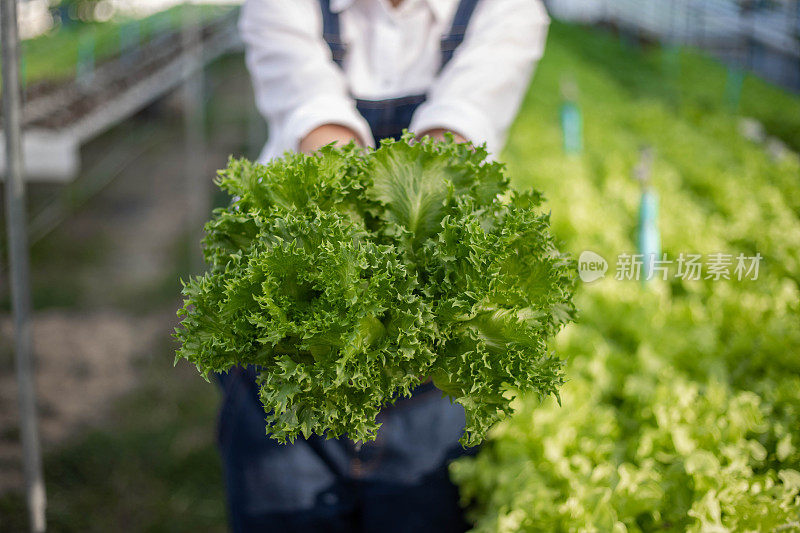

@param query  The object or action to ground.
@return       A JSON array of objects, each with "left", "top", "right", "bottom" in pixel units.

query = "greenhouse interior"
[{"left": 1, "top": 0, "right": 799, "bottom": 531}]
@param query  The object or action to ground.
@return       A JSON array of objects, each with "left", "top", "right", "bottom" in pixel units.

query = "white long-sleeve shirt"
[{"left": 239, "top": 0, "right": 550, "bottom": 161}]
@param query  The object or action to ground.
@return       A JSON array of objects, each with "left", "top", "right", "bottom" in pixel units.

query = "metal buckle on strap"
[
  {"left": 323, "top": 34, "right": 347, "bottom": 64},
  {"left": 440, "top": 34, "right": 463, "bottom": 52}
]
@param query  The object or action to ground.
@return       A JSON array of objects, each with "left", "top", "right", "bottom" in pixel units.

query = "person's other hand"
[
  {"left": 299, "top": 124, "right": 363, "bottom": 153},
  {"left": 418, "top": 128, "right": 467, "bottom": 144}
]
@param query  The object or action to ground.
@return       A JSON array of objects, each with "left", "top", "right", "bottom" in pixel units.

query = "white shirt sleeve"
[
  {"left": 239, "top": 0, "right": 374, "bottom": 160},
  {"left": 409, "top": 0, "right": 550, "bottom": 156}
]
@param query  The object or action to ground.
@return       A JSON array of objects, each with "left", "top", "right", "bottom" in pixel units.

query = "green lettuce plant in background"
[{"left": 450, "top": 22, "right": 800, "bottom": 532}]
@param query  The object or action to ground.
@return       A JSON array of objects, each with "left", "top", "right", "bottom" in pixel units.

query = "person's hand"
[
  {"left": 299, "top": 124, "right": 363, "bottom": 153},
  {"left": 418, "top": 128, "right": 467, "bottom": 144}
]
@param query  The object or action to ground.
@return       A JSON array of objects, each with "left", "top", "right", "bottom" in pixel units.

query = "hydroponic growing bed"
[
  {"left": 450, "top": 22, "right": 800, "bottom": 532},
  {"left": 0, "top": 6, "right": 240, "bottom": 181}
]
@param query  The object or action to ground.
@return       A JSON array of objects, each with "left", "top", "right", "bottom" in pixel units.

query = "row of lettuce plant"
[{"left": 451, "top": 22, "right": 800, "bottom": 532}]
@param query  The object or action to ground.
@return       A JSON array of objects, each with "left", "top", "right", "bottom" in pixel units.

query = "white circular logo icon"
[{"left": 578, "top": 250, "right": 608, "bottom": 283}]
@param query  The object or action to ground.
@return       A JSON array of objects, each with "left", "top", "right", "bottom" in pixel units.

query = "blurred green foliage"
[{"left": 451, "top": 22, "right": 800, "bottom": 532}]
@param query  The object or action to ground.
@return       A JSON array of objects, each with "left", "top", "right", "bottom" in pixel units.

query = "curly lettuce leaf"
[
  {"left": 177, "top": 209, "right": 435, "bottom": 443},
  {"left": 364, "top": 134, "right": 507, "bottom": 251},
  {"left": 175, "top": 136, "right": 575, "bottom": 446},
  {"left": 423, "top": 194, "right": 576, "bottom": 445}
]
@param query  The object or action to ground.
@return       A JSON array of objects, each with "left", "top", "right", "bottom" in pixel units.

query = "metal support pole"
[
  {"left": 182, "top": 1, "right": 208, "bottom": 273},
  {"left": 1, "top": 0, "right": 46, "bottom": 531},
  {"left": 795, "top": 0, "right": 800, "bottom": 92}
]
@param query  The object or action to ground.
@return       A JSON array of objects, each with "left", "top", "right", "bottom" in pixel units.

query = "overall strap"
[
  {"left": 319, "top": 0, "right": 480, "bottom": 72},
  {"left": 318, "top": 0, "right": 347, "bottom": 67},
  {"left": 440, "top": 0, "right": 481, "bottom": 70}
]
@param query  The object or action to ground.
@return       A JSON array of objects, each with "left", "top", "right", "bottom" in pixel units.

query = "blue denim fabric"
[
  {"left": 217, "top": 367, "right": 473, "bottom": 532},
  {"left": 355, "top": 94, "right": 427, "bottom": 142}
]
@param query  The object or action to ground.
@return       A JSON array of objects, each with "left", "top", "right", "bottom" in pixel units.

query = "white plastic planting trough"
[{"left": 0, "top": 12, "right": 241, "bottom": 183}]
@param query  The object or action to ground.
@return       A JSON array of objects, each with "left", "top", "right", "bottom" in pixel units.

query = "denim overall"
[{"left": 218, "top": 1, "right": 480, "bottom": 531}]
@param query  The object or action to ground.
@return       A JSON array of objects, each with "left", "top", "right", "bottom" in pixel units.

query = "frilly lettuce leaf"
[{"left": 175, "top": 133, "right": 575, "bottom": 446}]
